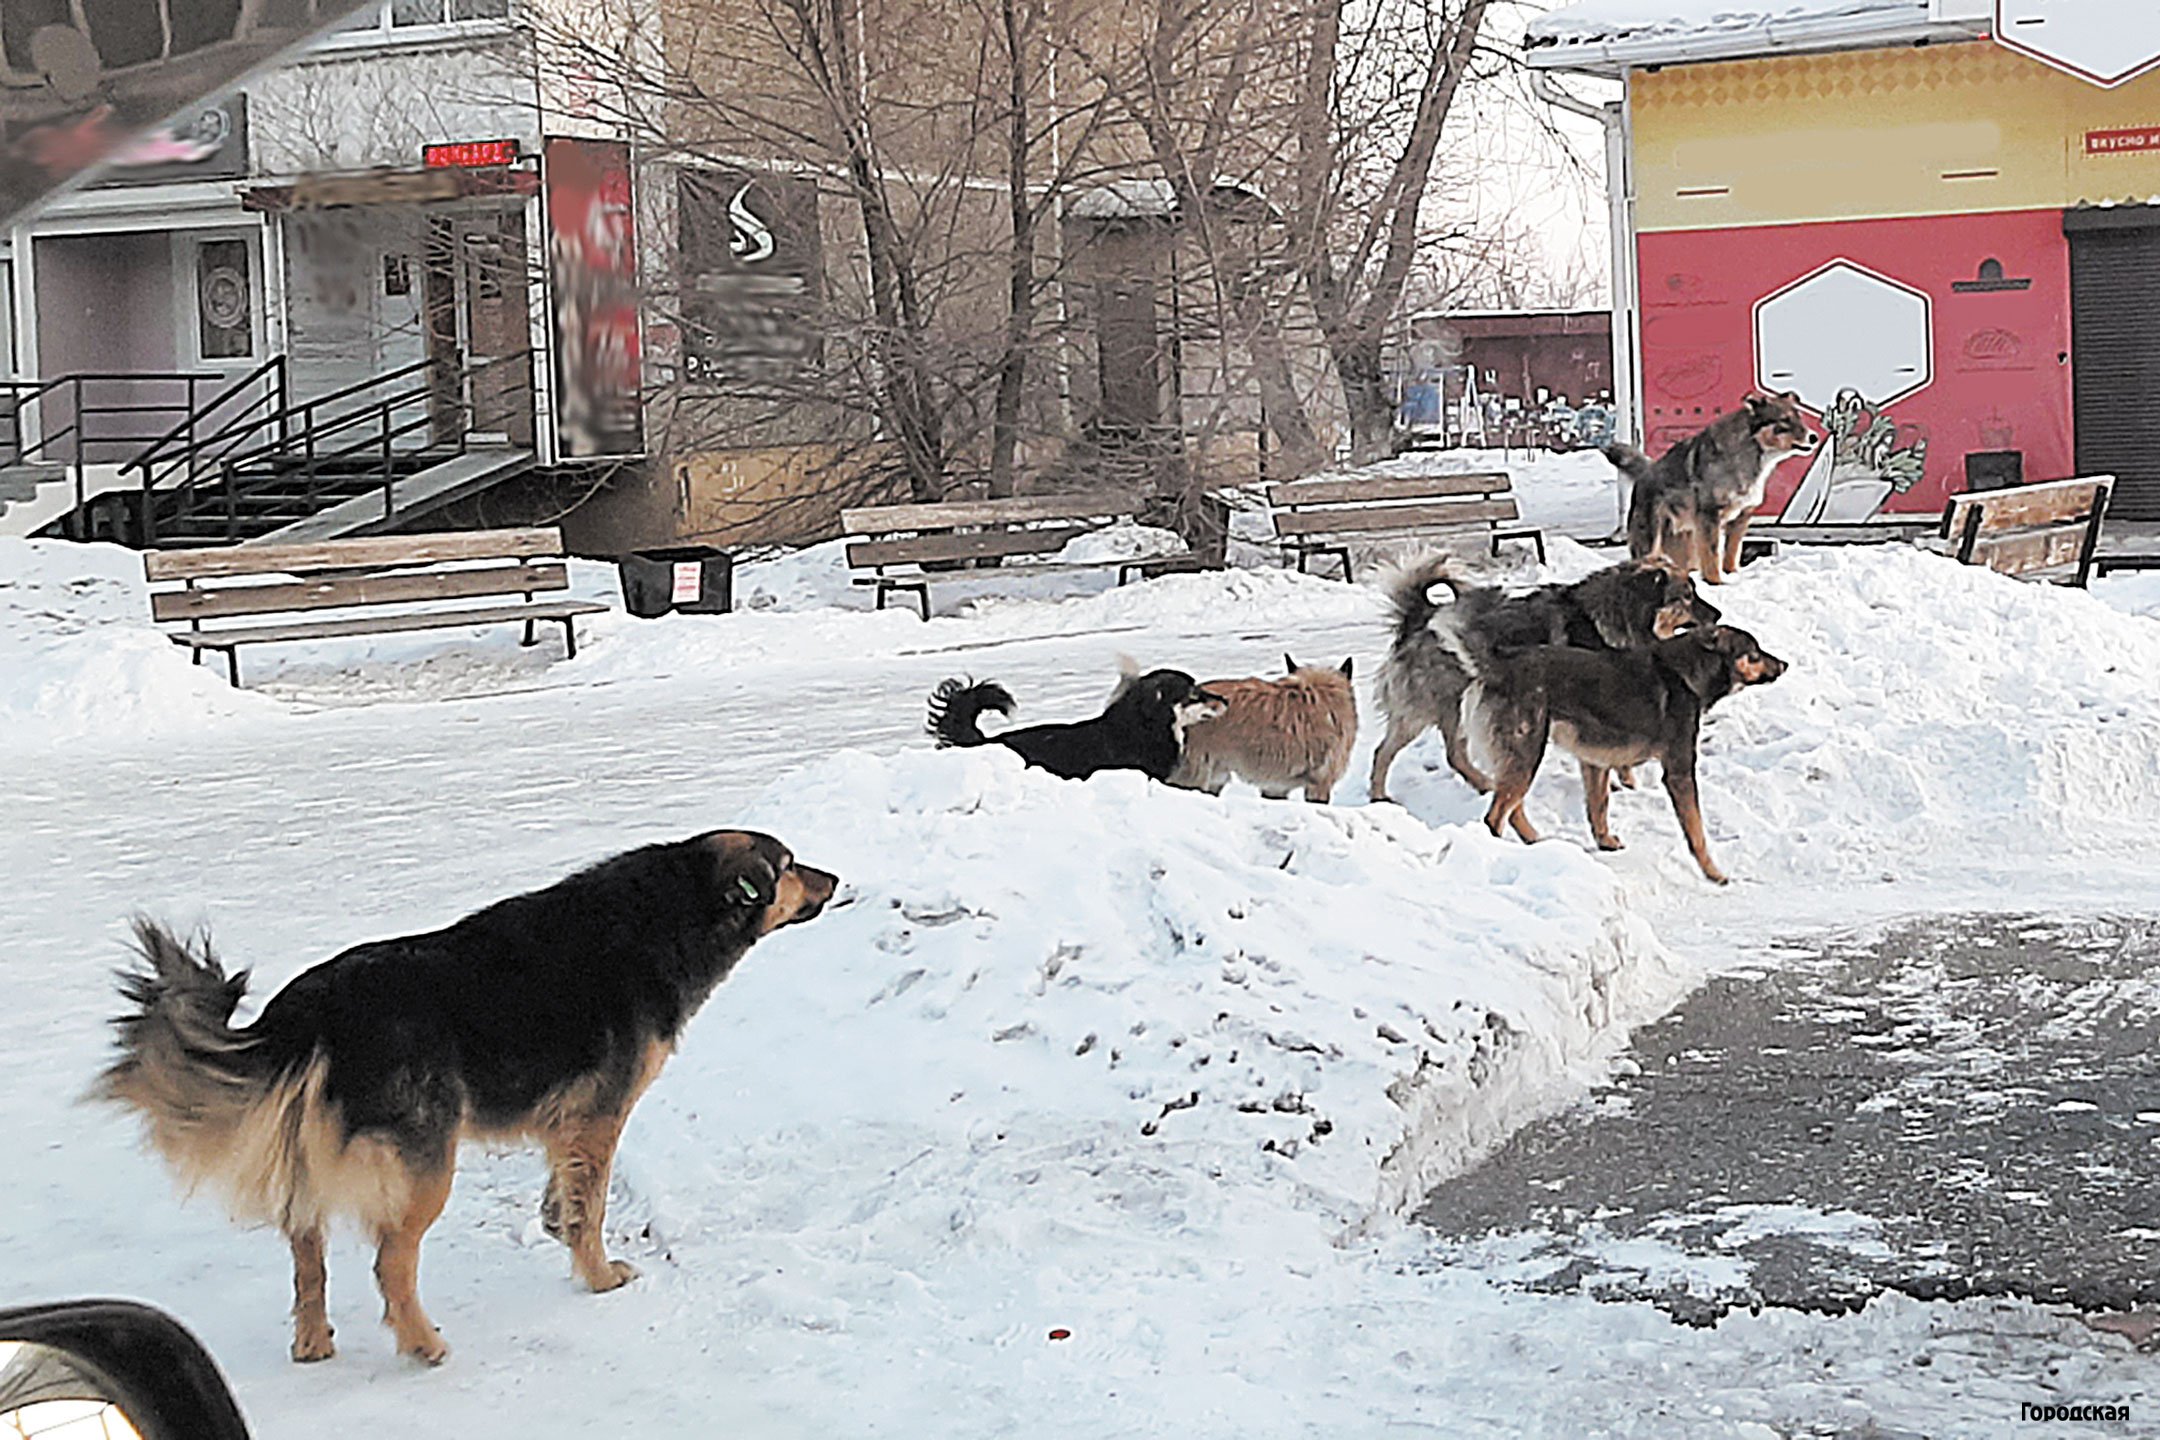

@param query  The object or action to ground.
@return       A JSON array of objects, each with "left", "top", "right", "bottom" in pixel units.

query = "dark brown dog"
[
  {"left": 1473, "top": 626, "right": 1787, "bottom": 883},
  {"left": 1607, "top": 392, "right": 1816, "bottom": 584}
]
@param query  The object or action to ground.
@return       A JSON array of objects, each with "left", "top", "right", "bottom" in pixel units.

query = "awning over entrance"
[{"left": 242, "top": 165, "right": 536, "bottom": 213}]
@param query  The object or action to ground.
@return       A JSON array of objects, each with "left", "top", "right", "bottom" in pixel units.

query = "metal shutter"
[{"left": 2068, "top": 213, "right": 2160, "bottom": 520}]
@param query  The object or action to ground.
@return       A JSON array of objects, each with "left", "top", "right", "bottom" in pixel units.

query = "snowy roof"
[
  {"left": 1526, "top": 0, "right": 1987, "bottom": 73},
  {"left": 1066, "top": 176, "right": 1282, "bottom": 223}
]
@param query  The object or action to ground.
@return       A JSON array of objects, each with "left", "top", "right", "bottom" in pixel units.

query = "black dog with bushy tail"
[{"left": 926, "top": 668, "right": 1225, "bottom": 781}]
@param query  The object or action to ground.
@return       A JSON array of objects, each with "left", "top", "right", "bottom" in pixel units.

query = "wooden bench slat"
[
  {"left": 1273, "top": 497, "right": 1518, "bottom": 537},
  {"left": 167, "top": 599, "right": 607, "bottom": 650},
  {"left": 1267, "top": 473, "right": 1507, "bottom": 506},
  {"left": 151, "top": 562, "right": 570, "bottom": 624},
  {"left": 1964, "top": 525, "right": 2093, "bottom": 578},
  {"left": 842, "top": 492, "right": 1144, "bottom": 534},
  {"left": 846, "top": 526, "right": 1094, "bottom": 569},
  {"left": 145, "top": 526, "right": 564, "bottom": 581},
  {"left": 1943, "top": 476, "right": 2111, "bottom": 540}
]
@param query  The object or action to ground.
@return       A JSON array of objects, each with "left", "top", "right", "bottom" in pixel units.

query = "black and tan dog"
[
  {"left": 1607, "top": 391, "right": 1816, "bottom": 584},
  {"left": 1473, "top": 625, "right": 1787, "bottom": 884},
  {"left": 93, "top": 831, "right": 836, "bottom": 1365},
  {"left": 1369, "top": 556, "right": 1720, "bottom": 801},
  {"left": 926, "top": 668, "right": 1226, "bottom": 781}
]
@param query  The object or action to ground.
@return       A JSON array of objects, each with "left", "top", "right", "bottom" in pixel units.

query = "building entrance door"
[{"left": 456, "top": 212, "right": 532, "bottom": 446}]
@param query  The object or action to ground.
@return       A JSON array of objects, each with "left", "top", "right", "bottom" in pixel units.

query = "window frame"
[{"left": 307, "top": 0, "right": 517, "bottom": 56}]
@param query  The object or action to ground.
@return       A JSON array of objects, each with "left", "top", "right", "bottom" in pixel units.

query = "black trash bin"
[{"left": 619, "top": 546, "right": 734, "bottom": 618}]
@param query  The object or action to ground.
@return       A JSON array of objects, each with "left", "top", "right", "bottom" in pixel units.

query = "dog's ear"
[
  {"left": 1338, "top": 657, "right": 1353, "bottom": 679},
  {"left": 714, "top": 842, "right": 778, "bottom": 912},
  {"left": 1284, "top": 653, "right": 1298, "bottom": 675}
]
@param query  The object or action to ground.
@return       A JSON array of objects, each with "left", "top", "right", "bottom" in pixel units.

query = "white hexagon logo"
[
  {"left": 1996, "top": 0, "right": 2160, "bottom": 89},
  {"left": 1753, "top": 260, "right": 1932, "bottom": 414}
]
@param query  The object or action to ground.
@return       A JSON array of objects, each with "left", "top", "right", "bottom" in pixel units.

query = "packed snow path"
[{"left": 1423, "top": 913, "right": 2160, "bottom": 1322}]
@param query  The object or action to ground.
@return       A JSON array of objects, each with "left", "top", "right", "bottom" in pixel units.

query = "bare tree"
[
  {"left": 1288, "top": 0, "right": 1494, "bottom": 462},
  {"left": 537, "top": 0, "right": 1123, "bottom": 522}
]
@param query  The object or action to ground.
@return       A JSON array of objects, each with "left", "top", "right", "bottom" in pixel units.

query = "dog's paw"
[
  {"left": 399, "top": 1329, "right": 449, "bottom": 1367},
  {"left": 585, "top": 1258, "right": 640, "bottom": 1292},
  {"left": 290, "top": 1326, "right": 336, "bottom": 1364},
  {"left": 1596, "top": 835, "right": 1625, "bottom": 852}
]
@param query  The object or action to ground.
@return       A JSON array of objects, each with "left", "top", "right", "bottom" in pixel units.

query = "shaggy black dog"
[
  {"left": 93, "top": 831, "right": 836, "bottom": 1366},
  {"left": 925, "top": 668, "right": 1226, "bottom": 781}
]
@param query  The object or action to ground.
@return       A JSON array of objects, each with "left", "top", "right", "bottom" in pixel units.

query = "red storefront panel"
[{"left": 1637, "top": 210, "right": 2072, "bottom": 519}]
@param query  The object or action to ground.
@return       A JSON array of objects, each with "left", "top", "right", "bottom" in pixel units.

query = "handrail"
[
  {"left": 144, "top": 348, "right": 535, "bottom": 545},
  {"left": 124, "top": 355, "right": 286, "bottom": 484},
  {"left": 1, "top": 371, "right": 221, "bottom": 469}
]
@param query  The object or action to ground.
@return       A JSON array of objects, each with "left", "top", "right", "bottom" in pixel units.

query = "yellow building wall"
[{"left": 1631, "top": 40, "right": 2160, "bottom": 233}]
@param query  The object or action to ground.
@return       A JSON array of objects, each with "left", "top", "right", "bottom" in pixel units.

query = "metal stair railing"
[
  {"left": 146, "top": 349, "right": 535, "bottom": 544},
  {"left": 123, "top": 355, "right": 289, "bottom": 497},
  {"left": 2, "top": 372, "right": 227, "bottom": 525}
]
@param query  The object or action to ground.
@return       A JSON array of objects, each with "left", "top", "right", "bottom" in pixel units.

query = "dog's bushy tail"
[
  {"left": 90, "top": 920, "right": 332, "bottom": 1229},
  {"left": 926, "top": 677, "right": 1016, "bottom": 748},
  {"left": 1380, "top": 555, "right": 1468, "bottom": 651},
  {"left": 1606, "top": 442, "right": 1662, "bottom": 558},
  {"left": 1601, "top": 441, "right": 1652, "bottom": 481}
]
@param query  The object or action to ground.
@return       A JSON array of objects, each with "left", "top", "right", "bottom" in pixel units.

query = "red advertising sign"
[
  {"left": 2085, "top": 126, "right": 2160, "bottom": 155},
  {"left": 425, "top": 139, "right": 519, "bottom": 169},
  {"left": 544, "top": 137, "right": 644, "bottom": 460}
]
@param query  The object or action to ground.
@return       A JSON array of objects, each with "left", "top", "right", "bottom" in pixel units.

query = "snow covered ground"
[{"left": 6, "top": 494, "right": 2160, "bottom": 1436}]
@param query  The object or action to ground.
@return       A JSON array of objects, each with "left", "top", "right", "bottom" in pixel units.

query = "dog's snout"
[
  {"left": 778, "top": 864, "right": 839, "bottom": 928},
  {"left": 1197, "top": 688, "right": 1228, "bottom": 708}
]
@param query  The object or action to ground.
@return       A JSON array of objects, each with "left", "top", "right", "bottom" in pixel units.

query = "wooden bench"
[
  {"left": 144, "top": 527, "right": 608, "bottom": 686},
  {"left": 840, "top": 492, "right": 1207, "bottom": 620},
  {"left": 1929, "top": 475, "right": 2112, "bottom": 587},
  {"left": 1266, "top": 471, "right": 1544, "bottom": 581}
]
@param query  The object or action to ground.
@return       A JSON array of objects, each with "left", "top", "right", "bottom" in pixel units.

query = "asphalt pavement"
[{"left": 1420, "top": 914, "right": 2160, "bottom": 1325}]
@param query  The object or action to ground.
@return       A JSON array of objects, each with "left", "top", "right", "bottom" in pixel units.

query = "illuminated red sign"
[{"left": 423, "top": 139, "right": 518, "bottom": 169}]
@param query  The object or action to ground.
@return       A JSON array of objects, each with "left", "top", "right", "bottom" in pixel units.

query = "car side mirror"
[{"left": 0, "top": 1301, "right": 248, "bottom": 1440}]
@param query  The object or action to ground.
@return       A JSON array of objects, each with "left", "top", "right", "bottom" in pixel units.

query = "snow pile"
[
  {"left": 624, "top": 746, "right": 1677, "bottom": 1247},
  {"left": 1048, "top": 519, "right": 1185, "bottom": 564},
  {"left": 2096, "top": 569, "right": 2160, "bottom": 623},
  {"left": 1385, "top": 544, "right": 2160, "bottom": 910},
  {"left": 1702, "top": 547, "right": 2160, "bottom": 886},
  {"left": 0, "top": 538, "right": 276, "bottom": 743},
  {"left": 1529, "top": 0, "right": 1926, "bottom": 45}
]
